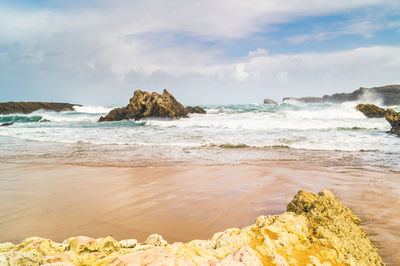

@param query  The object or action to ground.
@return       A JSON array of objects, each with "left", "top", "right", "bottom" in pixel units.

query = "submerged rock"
[
  {"left": 0, "top": 102, "right": 79, "bottom": 115},
  {"left": 283, "top": 84, "right": 400, "bottom": 105},
  {"left": 99, "top": 89, "right": 188, "bottom": 122},
  {"left": 385, "top": 109, "right": 400, "bottom": 136},
  {"left": 186, "top": 106, "right": 206, "bottom": 114},
  {"left": 356, "top": 104, "right": 387, "bottom": 118},
  {"left": 263, "top": 98, "right": 278, "bottom": 105},
  {"left": 1, "top": 122, "right": 14, "bottom": 126},
  {"left": 0, "top": 190, "right": 383, "bottom": 265}
]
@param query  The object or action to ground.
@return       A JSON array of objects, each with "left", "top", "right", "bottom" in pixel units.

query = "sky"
[{"left": 0, "top": 0, "right": 400, "bottom": 105}]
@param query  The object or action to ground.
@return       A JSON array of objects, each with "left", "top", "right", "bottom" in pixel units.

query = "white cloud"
[
  {"left": 0, "top": 1, "right": 400, "bottom": 104},
  {"left": 286, "top": 20, "right": 382, "bottom": 44},
  {"left": 248, "top": 48, "right": 269, "bottom": 57}
]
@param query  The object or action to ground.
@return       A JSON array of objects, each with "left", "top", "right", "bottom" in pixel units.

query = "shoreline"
[{"left": 0, "top": 161, "right": 399, "bottom": 264}]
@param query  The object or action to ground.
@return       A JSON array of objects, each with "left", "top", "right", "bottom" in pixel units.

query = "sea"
[{"left": 0, "top": 101, "right": 399, "bottom": 171}]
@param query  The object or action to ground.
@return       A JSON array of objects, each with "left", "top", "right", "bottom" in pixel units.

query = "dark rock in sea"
[
  {"left": 385, "top": 109, "right": 400, "bottom": 136},
  {"left": 1, "top": 122, "right": 14, "bottom": 126},
  {"left": 99, "top": 89, "right": 188, "bottom": 122},
  {"left": 186, "top": 106, "right": 206, "bottom": 114},
  {"left": 263, "top": 98, "right": 278, "bottom": 105},
  {"left": 283, "top": 85, "right": 400, "bottom": 105},
  {"left": 356, "top": 104, "right": 387, "bottom": 118},
  {"left": 0, "top": 102, "right": 80, "bottom": 115}
]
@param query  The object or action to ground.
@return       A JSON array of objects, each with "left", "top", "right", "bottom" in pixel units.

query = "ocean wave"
[{"left": 0, "top": 115, "right": 43, "bottom": 123}]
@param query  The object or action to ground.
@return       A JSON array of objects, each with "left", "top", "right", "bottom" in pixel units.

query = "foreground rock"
[
  {"left": 186, "top": 106, "right": 206, "bottom": 114},
  {"left": 0, "top": 102, "right": 79, "bottom": 115},
  {"left": 0, "top": 190, "right": 383, "bottom": 265},
  {"left": 283, "top": 84, "right": 400, "bottom": 105},
  {"left": 356, "top": 104, "right": 387, "bottom": 118},
  {"left": 99, "top": 89, "right": 188, "bottom": 122},
  {"left": 263, "top": 98, "right": 278, "bottom": 105},
  {"left": 385, "top": 109, "right": 400, "bottom": 136}
]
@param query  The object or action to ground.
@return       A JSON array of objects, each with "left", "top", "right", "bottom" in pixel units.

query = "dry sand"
[{"left": 0, "top": 162, "right": 399, "bottom": 264}]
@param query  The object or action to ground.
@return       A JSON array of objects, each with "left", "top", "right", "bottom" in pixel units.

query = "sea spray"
[{"left": 0, "top": 102, "right": 399, "bottom": 170}]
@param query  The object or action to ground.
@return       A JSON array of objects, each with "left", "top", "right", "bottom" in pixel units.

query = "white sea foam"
[
  {"left": 73, "top": 105, "right": 113, "bottom": 114},
  {"left": 0, "top": 103, "right": 399, "bottom": 165}
]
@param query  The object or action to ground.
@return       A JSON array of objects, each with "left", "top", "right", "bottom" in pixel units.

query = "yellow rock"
[{"left": 0, "top": 190, "right": 384, "bottom": 265}]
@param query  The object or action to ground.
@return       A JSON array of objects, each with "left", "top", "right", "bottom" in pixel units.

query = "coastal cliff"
[
  {"left": 283, "top": 85, "right": 400, "bottom": 105},
  {"left": 0, "top": 102, "right": 79, "bottom": 115},
  {"left": 99, "top": 89, "right": 188, "bottom": 122},
  {"left": 0, "top": 190, "right": 383, "bottom": 265}
]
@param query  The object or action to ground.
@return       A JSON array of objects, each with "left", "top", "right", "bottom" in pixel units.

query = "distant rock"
[
  {"left": 263, "top": 98, "right": 278, "bottom": 105},
  {"left": 0, "top": 102, "right": 79, "bottom": 115},
  {"left": 99, "top": 89, "right": 188, "bottom": 122},
  {"left": 186, "top": 106, "right": 206, "bottom": 114},
  {"left": 0, "top": 190, "right": 383, "bottom": 265},
  {"left": 1, "top": 122, "right": 14, "bottom": 126},
  {"left": 283, "top": 85, "right": 400, "bottom": 105},
  {"left": 356, "top": 104, "right": 387, "bottom": 118},
  {"left": 385, "top": 109, "right": 400, "bottom": 136}
]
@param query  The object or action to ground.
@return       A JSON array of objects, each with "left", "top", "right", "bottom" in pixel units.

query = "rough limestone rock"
[
  {"left": 356, "top": 104, "right": 387, "bottom": 118},
  {"left": 283, "top": 84, "right": 400, "bottom": 105},
  {"left": 186, "top": 106, "right": 207, "bottom": 114},
  {"left": 0, "top": 190, "right": 383, "bottom": 265},
  {"left": 99, "top": 89, "right": 188, "bottom": 122},
  {"left": 263, "top": 98, "right": 278, "bottom": 105},
  {"left": 385, "top": 109, "right": 400, "bottom": 136},
  {"left": 0, "top": 102, "right": 79, "bottom": 115}
]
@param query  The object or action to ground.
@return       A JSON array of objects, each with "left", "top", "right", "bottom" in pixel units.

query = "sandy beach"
[{"left": 0, "top": 161, "right": 399, "bottom": 264}]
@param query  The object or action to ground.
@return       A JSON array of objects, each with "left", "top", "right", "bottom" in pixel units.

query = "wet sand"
[{"left": 0, "top": 162, "right": 399, "bottom": 264}]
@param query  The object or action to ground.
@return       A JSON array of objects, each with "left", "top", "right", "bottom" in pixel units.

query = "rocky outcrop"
[
  {"left": 385, "top": 109, "right": 400, "bottom": 136},
  {"left": 186, "top": 106, "right": 206, "bottom": 114},
  {"left": 283, "top": 85, "right": 400, "bottom": 105},
  {"left": 99, "top": 89, "right": 188, "bottom": 122},
  {"left": 355, "top": 104, "right": 400, "bottom": 136},
  {"left": 356, "top": 104, "right": 387, "bottom": 118},
  {"left": 263, "top": 98, "right": 278, "bottom": 105},
  {"left": 0, "top": 190, "right": 383, "bottom": 265},
  {"left": 0, "top": 102, "right": 79, "bottom": 115}
]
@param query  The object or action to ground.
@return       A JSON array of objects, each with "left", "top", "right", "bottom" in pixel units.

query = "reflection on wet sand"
[{"left": 0, "top": 162, "right": 399, "bottom": 264}]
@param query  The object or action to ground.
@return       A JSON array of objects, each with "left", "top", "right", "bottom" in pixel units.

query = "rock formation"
[
  {"left": 355, "top": 104, "right": 400, "bottom": 136},
  {"left": 356, "top": 104, "right": 387, "bottom": 118},
  {"left": 186, "top": 106, "right": 206, "bottom": 114},
  {"left": 283, "top": 85, "right": 400, "bottom": 105},
  {"left": 263, "top": 98, "right": 278, "bottom": 105},
  {"left": 385, "top": 109, "right": 400, "bottom": 136},
  {"left": 99, "top": 89, "right": 188, "bottom": 122},
  {"left": 0, "top": 102, "right": 79, "bottom": 115},
  {"left": 0, "top": 190, "right": 383, "bottom": 265}
]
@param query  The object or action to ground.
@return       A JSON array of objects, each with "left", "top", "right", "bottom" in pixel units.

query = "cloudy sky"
[{"left": 0, "top": 0, "right": 400, "bottom": 105}]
